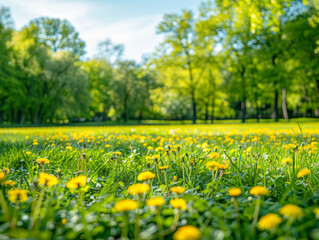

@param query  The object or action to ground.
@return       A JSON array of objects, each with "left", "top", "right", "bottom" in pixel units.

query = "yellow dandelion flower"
[
  {"left": 114, "top": 151, "right": 122, "bottom": 155},
  {"left": 171, "top": 186, "right": 186, "bottom": 194},
  {"left": 218, "top": 164, "right": 229, "bottom": 170},
  {"left": 2, "top": 168, "right": 9, "bottom": 174},
  {"left": 36, "top": 158, "right": 50, "bottom": 164},
  {"left": 26, "top": 151, "right": 32, "bottom": 155},
  {"left": 206, "top": 161, "right": 219, "bottom": 168},
  {"left": 279, "top": 204, "right": 304, "bottom": 219},
  {"left": 3, "top": 180, "right": 16, "bottom": 186},
  {"left": 65, "top": 146, "right": 73, "bottom": 150},
  {"left": 170, "top": 198, "right": 187, "bottom": 210},
  {"left": 61, "top": 218, "right": 67, "bottom": 224},
  {"left": 282, "top": 158, "right": 292, "bottom": 164},
  {"left": 250, "top": 186, "right": 269, "bottom": 196},
  {"left": 314, "top": 208, "right": 319, "bottom": 217},
  {"left": 0, "top": 172, "right": 5, "bottom": 181},
  {"left": 128, "top": 183, "right": 150, "bottom": 195},
  {"left": 38, "top": 173, "right": 59, "bottom": 187},
  {"left": 145, "top": 156, "right": 153, "bottom": 161},
  {"left": 105, "top": 144, "right": 111, "bottom": 148},
  {"left": 146, "top": 197, "right": 165, "bottom": 207},
  {"left": 137, "top": 171, "right": 155, "bottom": 181},
  {"left": 173, "top": 225, "right": 200, "bottom": 240},
  {"left": 158, "top": 165, "right": 169, "bottom": 170},
  {"left": 8, "top": 189, "right": 28, "bottom": 203},
  {"left": 114, "top": 199, "right": 138, "bottom": 212},
  {"left": 152, "top": 154, "right": 160, "bottom": 159},
  {"left": 257, "top": 213, "right": 282, "bottom": 231},
  {"left": 206, "top": 161, "right": 219, "bottom": 170},
  {"left": 208, "top": 152, "right": 220, "bottom": 159},
  {"left": 228, "top": 188, "right": 241, "bottom": 197},
  {"left": 155, "top": 147, "right": 164, "bottom": 152},
  {"left": 66, "top": 175, "right": 87, "bottom": 189},
  {"left": 297, "top": 168, "right": 311, "bottom": 178}
]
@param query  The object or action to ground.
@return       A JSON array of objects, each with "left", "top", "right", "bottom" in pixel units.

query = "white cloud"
[
  {"left": 84, "top": 14, "right": 164, "bottom": 60},
  {"left": 2, "top": 0, "right": 164, "bottom": 61},
  {"left": 2, "top": 0, "right": 94, "bottom": 27}
]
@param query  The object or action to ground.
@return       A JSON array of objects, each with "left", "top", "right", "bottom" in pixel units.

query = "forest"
[{"left": 0, "top": 0, "right": 319, "bottom": 125}]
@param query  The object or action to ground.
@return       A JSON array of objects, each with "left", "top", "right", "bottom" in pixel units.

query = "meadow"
[{"left": 0, "top": 122, "right": 319, "bottom": 240}]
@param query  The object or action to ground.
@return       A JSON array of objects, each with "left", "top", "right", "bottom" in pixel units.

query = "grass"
[
  {"left": 0, "top": 122, "right": 318, "bottom": 239},
  {"left": 1, "top": 117, "right": 319, "bottom": 128}
]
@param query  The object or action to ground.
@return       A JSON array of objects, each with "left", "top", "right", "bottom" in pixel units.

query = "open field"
[
  {"left": 0, "top": 122, "right": 319, "bottom": 239},
  {"left": 1, "top": 118, "right": 319, "bottom": 128}
]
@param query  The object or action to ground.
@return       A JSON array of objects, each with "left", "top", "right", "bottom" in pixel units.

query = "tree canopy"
[{"left": 0, "top": 1, "right": 319, "bottom": 125}]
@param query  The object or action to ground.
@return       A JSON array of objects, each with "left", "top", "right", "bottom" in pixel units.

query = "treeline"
[{"left": 0, "top": 0, "right": 319, "bottom": 125}]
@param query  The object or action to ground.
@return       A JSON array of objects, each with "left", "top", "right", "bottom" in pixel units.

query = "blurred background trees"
[{"left": 0, "top": 0, "right": 319, "bottom": 125}]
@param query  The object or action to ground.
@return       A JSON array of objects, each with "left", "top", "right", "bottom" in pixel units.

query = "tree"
[
  {"left": 157, "top": 10, "right": 209, "bottom": 124},
  {"left": 27, "top": 17, "right": 85, "bottom": 57},
  {"left": 112, "top": 61, "right": 138, "bottom": 122},
  {"left": 82, "top": 59, "right": 113, "bottom": 120},
  {"left": 0, "top": 7, "right": 18, "bottom": 123},
  {"left": 9, "top": 17, "right": 89, "bottom": 124},
  {"left": 97, "top": 38, "right": 124, "bottom": 64}
]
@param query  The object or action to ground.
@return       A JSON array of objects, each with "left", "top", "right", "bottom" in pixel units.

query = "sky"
[{"left": 2, "top": 0, "right": 202, "bottom": 61}]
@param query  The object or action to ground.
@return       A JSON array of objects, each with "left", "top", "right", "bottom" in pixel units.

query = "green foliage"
[
  {"left": 27, "top": 17, "right": 86, "bottom": 57},
  {"left": 0, "top": 1, "right": 319, "bottom": 125}
]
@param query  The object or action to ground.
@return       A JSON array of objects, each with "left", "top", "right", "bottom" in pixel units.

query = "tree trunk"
[
  {"left": 240, "top": 67, "right": 246, "bottom": 123},
  {"left": 272, "top": 55, "right": 279, "bottom": 122},
  {"left": 241, "top": 99, "right": 246, "bottom": 123},
  {"left": 20, "top": 112, "right": 25, "bottom": 125},
  {"left": 138, "top": 110, "right": 142, "bottom": 124},
  {"left": 192, "top": 93, "right": 197, "bottom": 124},
  {"left": 123, "top": 109, "right": 127, "bottom": 123},
  {"left": 0, "top": 99, "right": 3, "bottom": 123},
  {"left": 185, "top": 48, "right": 196, "bottom": 124},
  {"left": 211, "top": 97, "right": 215, "bottom": 124},
  {"left": 29, "top": 108, "right": 33, "bottom": 124},
  {"left": 123, "top": 95, "right": 128, "bottom": 123},
  {"left": 256, "top": 96, "right": 260, "bottom": 123},
  {"left": 282, "top": 88, "right": 288, "bottom": 121},
  {"left": 205, "top": 103, "right": 208, "bottom": 123},
  {"left": 209, "top": 70, "right": 215, "bottom": 124},
  {"left": 274, "top": 89, "right": 279, "bottom": 122},
  {"left": 34, "top": 108, "right": 39, "bottom": 125}
]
